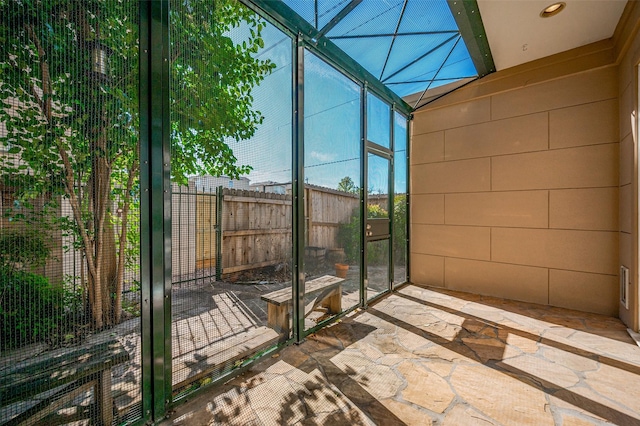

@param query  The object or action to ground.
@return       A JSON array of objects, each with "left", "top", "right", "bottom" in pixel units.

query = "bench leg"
[
  {"left": 267, "top": 303, "right": 290, "bottom": 337},
  {"left": 321, "top": 285, "right": 342, "bottom": 314},
  {"left": 17, "top": 381, "right": 94, "bottom": 426},
  {"left": 96, "top": 369, "right": 114, "bottom": 426}
]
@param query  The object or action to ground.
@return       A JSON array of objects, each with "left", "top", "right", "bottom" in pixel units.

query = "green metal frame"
[
  {"left": 137, "top": 1, "right": 417, "bottom": 420},
  {"left": 138, "top": 2, "right": 152, "bottom": 422},
  {"left": 360, "top": 85, "right": 368, "bottom": 308},
  {"left": 389, "top": 104, "right": 396, "bottom": 291},
  {"left": 448, "top": 0, "right": 495, "bottom": 77},
  {"left": 364, "top": 91, "right": 394, "bottom": 302},
  {"left": 317, "top": 0, "right": 362, "bottom": 38},
  {"left": 241, "top": 0, "right": 412, "bottom": 117},
  {"left": 293, "top": 36, "right": 306, "bottom": 343},
  {"left": 215, "top": 186, "right": 223, "bottom": 281},
  {"left": 139, "top": 0, "right": 171, "bottom": 421}
]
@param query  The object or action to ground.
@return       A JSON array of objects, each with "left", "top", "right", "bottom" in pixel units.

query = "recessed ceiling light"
[{"left": 540, "top": 2, "right": 566, "bottom": 18}]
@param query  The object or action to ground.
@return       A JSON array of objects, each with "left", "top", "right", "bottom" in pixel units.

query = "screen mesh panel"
[
  {"left": 0, "top": 0, "right": 142, "bottom": 424},
  {"left": 393, "top": 112, "right": 407, "bottom": 286},
  {"left": 169, "top": 0, "right": 292, "bottom": 395},
  {"left": 303, "top": 50, "right": 361, "bottom": 331}
]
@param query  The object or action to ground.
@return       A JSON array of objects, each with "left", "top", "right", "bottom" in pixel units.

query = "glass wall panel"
[
  {"left": 169, "top": 2, "right": 292, "bottom": 395},
  {"left": 393, "top": 112, "right": 408, "bottom": 285},
  {"left": 367, "top": 93, "right": 391, "bottom": 148},
  {"left": 366, "top": 153, "right": 390, "bottom": 299},
  {"left": 303, "top": 51, "right": 361, "bottom": 331},
  {"left": 0, "top": 1, "right": 141, "bottom": 424}
]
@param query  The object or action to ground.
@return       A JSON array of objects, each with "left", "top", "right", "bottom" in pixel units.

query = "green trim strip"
[
  {"left": 448, "top": 0, "right": 495, "bottom": 77},
  {"left": 138, "top": 1, "right": 153, "bottom": 422}
]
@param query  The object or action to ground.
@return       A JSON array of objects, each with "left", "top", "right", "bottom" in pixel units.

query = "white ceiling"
[{"left": 477, "top": 0, "right": 628, "bottom": 71}]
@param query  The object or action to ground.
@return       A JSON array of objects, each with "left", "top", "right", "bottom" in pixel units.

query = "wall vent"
[{"left": 620, "top": 265, "right": 629, "bottom": 310}]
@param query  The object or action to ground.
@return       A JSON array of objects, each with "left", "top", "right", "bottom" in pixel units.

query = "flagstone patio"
[{"left": 162, "top": 284, "right": 640, "bottom": 426}]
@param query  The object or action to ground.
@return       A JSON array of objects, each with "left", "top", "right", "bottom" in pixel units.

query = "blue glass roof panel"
[
  {"left": 380, "top": 33, "right": 458, "bottom": 81},
  {"left": 327, "top": 0, "right": 403, "bottom": 37},
  {"left": 282, "top": 0, "right": 316, "bottom": 27},
  {"left": 388, "top": 78, "right": 460, "bottom": 98},
  {"left": 384, "top": 36, "right": 458, "bottom": 84},
  {"left": 399, "top": 0, "right": 458, "bottom": 33},
  {"left": 281, "top": 0, "right": 481, "bottom": 101},
  {"left": 438, "top": 41, "right": 478, "bottom": 80},
  {"left": 318, "top": 0, "right": 351, "bottom": 29},
  {"left": 333, "top": 36, "right": 394, "bottom": 78}
]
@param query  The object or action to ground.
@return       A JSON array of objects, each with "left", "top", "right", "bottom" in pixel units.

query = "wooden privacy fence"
[
  {"left": 221, "top": 189, "right": 292, "bottom": 275},
  {"left": 171, "top": 184, "right": 360, "bottom": 280}
]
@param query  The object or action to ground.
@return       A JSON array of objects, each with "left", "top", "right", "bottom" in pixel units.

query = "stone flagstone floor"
[{"left": 162, "top": 284, "right": 640, "bottom": 426}]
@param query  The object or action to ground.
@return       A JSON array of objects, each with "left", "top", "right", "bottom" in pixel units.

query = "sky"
[{"left": 225, "top": 13, "right": 408, "bottom": 196}]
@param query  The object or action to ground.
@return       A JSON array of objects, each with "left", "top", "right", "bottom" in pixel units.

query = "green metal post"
[
  {"left": 389, "top": 105, "right": 395, "bottom": 292},
  {"left": 360, "top": 85, "right": 367, "bottom": 308},
  {"left": 216, "top": 185, "right": 223, "bottom": 281},
  {"left": 138, "top": 1, "right": 152, "bottom": 422},
  {"left": 140, "top": 0, "right": 171, "bottom": 420},
  {"left": 293, "top": 37, "right": 306, "bottom": 343},
  {"left": 405, "top": 114, "right": 411, "bottom": 284}
]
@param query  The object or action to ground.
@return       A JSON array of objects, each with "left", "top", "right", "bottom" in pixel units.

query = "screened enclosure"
[
  {"left": 0, "top": 0, "right": 422, "bottom": 424},
  {"left": 0, "top": 0, "right": 142, "bottom": 424}
]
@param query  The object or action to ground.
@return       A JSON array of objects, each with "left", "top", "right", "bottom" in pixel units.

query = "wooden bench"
[
  {"left": 261, "top": 275, "right": 344, "bottom": 336},
  {"left": 0, "top": 338, "right": 129, "bottom": 426}
]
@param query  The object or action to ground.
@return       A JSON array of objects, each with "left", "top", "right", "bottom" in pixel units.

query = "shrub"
[
  {"left": 337, "top": 196, "right": 408, "bottom": 267},
  {"left": 0, "top": 229, "right": 51, "bottom": 271},
  {"left": 0, "top": 268, "right": 65, "bottom": 349},
  {"left": 338, "top": 204, "right": 390, "bottom": 265},
  {"left": 393, "top": 194, "right": 406, "bottom": 265}
]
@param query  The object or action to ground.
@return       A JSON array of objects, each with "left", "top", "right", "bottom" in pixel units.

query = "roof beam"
[
  {"left": 330, "top": 30, "right": 458, "bottom": 39},
  {"left": 386, "top": 76, "right": 477, "bottom": 85},
  {"left": 317, "top": 0, "right": 362, "bottom": 38},
  {"left": 381, "top": 33, "right": 458, "bottom": 83},
  {"left": 447, "top": 0, "right": 494, "bottom": 77},
  {"left": 243, "top": 0, "right": 413, "bottom": 115},
  {"left": 379, "top": 0, "right": 408, "bottom": 80},
  {"left": 413, "top": 36, "right": 461, "bottom": 108}
]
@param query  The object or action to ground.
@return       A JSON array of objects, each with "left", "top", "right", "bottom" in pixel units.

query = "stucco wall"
[
  {"left": 410, "top": 43, "right": 620, "bottom": 316},
  {"left": 614, "top": 1, "right": 640, "bottom": 330}
]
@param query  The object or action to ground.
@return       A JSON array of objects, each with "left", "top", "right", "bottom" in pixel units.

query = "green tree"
[
  {"left": 337, "top": 176, "right": 358, "bottom": 194},
  {"left": 0, "top": 0, "right": 273, "bottom": 328}
]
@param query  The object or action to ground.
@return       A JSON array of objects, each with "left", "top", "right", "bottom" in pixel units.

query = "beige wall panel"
[
  {"left": 620, "top": 133, "right": 633, "bottom": 186},
  {"left": 620, "top": 231, "right": 632, "bottom": 271},
  {"left": 549, "top": 99, "right": 618, "bottom": 149},
  {"left": 549, "top": 270, "right": 618, "bottom": 316},
  {"left": 424, "top": 42, "right": 614, "bottom": 111},
  {"left": 549, "top": 188, "right": 618, "bottom": 231},
  {"left": 412, "top": 98, "right": 491, "bottom": 134},
  {"left": 411, "top": 131, "right": 444, "bottom": 165},
  {"left": 619, "top": 82, "right": 633, "bottom": 140},
  {"left": 445, "top": 191, "right": 548, "bottom": 228},
  {"left": 492, "top": 144, "right": 618, "bottom": 191},
  {"left": 411, "top": 158, "right": 491, "bottom": 194},
  {"left": 444, "top": 113, "right": 548, "bottom": 161},
  {"left": 491, "top": 67, "right": 617, "bottom": 120},
  {"left": 492, "top": 228, "right": 618, "bottom": 275},
  {"left": 618, "top": 51, "right": 633, "bottom": 94},
  {"left": 620, "top": 184, "right": 632, "bottom": 234},
  {"left": 412, "top": 224, "right": 490, "bottom": 260},
  {"left": 410, "top": 254, "right": 444, "bottom": 287},
  {"left": 412, "top": 194, "right": 444, "bottom": 224},
  {"left": 445, "top": 258, "right": 548, "bottom": 305}
]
